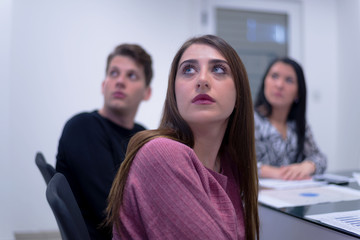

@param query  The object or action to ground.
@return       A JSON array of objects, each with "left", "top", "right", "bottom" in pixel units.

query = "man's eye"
[
  {"left": 109, "top": 70, "right": 119, "bottom": 77},
  {"left": 128, "top": 72, "right": 138, "bottom": 80}
]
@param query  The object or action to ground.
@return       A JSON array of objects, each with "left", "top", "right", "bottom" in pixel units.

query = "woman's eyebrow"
[
  {"left": 178, "top": 59, "right": 229, "bottom": 68},
  {"left": 209, "top": 59, "right": 229, "bottom": 65},
  {"left": 178, "top": 59, "right": 198, "bottom": 69}
]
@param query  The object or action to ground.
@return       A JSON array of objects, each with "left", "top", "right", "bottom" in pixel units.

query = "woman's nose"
[
  {"left": 275, "top": 78, "right": 284, "bottom": 88},
  {"left": 197, "top": 70, "right": 210, "bottom": 89},
  {"left": 197, "top": 81, "right": 209, "bottom": 89}
]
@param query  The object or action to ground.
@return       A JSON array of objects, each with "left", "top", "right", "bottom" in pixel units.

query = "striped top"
[{"left": 113, "top": 137, "right": 245, "bottom": 240}]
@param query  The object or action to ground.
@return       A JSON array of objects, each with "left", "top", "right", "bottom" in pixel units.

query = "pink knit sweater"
[{"left": 113, "top": 137, "right": 245, "bottom": 239}]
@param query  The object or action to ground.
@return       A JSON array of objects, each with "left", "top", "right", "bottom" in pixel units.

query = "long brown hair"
[{"left": 106, "top": 35, "right": 259, "bottom": 240}]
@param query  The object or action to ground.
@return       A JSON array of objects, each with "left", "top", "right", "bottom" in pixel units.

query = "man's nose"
[{"left": 116, "top": 75, "right": 126, "bottom": 86}]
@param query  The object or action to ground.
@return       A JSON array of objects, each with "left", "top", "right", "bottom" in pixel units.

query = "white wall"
[
  {"left": 302, "top": 0, "right": 340, "bottom": 171},
  {"left": 1, "top": 0, "right": 13, "bottom": 238},
  {"left": 337, "top": 0, "right": 360, "bottom": 170},
  {"left": 2, "top": 0, "right": 359, "bottom": 239},
  {"left": 302, "top": 0, "right": 360, "bottom": 171}
]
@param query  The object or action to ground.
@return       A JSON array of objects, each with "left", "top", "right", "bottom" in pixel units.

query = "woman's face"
[
  {"left": 175, "top": 44, "right": 236, "bottom": 128},
  {"left": 264, "top": 61, "right": 298, "bottom": 111}
]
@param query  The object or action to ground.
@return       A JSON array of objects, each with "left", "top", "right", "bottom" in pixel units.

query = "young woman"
[
  {"left": 106, "top": 35, "right": 259, "bottom": 240},
  {"left": 254, "top": 57, "right": 327, "bottom": 180}
]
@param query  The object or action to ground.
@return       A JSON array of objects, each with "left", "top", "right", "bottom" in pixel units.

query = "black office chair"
[
  {"left": 46, "top": 173, "right": 91, "bottom": 240},
  {"left": 35, "top": 151, "right": 56, "bottom": 184}
]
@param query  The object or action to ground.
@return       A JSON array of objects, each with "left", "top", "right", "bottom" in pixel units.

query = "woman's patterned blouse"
[{"left": 254, "top": 111, "right": 327, "bottom": 174}]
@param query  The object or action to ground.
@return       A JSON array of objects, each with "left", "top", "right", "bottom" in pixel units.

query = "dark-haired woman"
[
  {"left": 106, "top": 35, "right": 259, "bottom": 240},
  {"left": 254, "top": 57, "right": 327, "bottom": 180}
]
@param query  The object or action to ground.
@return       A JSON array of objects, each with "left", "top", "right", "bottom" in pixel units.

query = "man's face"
[{"left": 102, "top": 55, "right": 151, "bottom": 116}]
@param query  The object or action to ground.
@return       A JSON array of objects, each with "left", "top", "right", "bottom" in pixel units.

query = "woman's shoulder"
[
  {"left": 254, "top": 110, "right": 269, "bottom": 130},
  {"left": 140, "top": 137, "right": 190, "bottom": 153},
  {"left": 254, "top": 110, "right": 266, "bottom": 122},
  {"left": 131, "top": 137, "right": 199, "bottom": 177},
  {"left": 136, "top": 137, "right": 194, "bottom": 163}
]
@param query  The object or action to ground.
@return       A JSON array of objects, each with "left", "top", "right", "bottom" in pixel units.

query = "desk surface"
[{"left": 259, "top": 171, "right": 360, "bottom": 239}]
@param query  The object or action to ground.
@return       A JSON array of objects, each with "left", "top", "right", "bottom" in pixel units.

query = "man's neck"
[{"left": 98, "top": 108, "right": 135, "bottom": 129}]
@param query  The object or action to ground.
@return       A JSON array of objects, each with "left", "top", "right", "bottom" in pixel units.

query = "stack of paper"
[{"left": 307, "top": 210, "right": 360, "bottom": 236}]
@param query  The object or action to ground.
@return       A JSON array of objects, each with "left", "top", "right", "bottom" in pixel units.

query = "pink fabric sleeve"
[{"left": 113, "top": 137, "right": 244, "bottom": 240}]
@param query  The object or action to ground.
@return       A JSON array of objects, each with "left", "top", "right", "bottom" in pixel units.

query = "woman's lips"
[
  {"left": 191, "top": 94, "right": 215, "bottom": 105},
  {"left": 273, "top": 92, "right": 283, "bottom": 98}
]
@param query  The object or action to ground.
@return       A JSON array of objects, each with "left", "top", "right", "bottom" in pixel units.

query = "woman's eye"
[
  {"left": 286, "top": 77, "right": 295, "bottom": 84},
  {"left": 183, "top": 65, "right": 196, "bottom": 74},
  {"left": 271, "top": 73, "right": 279, "bottom": 79},
  {"left": 213, "top": 65, "right": 226, "bottom": 74}
]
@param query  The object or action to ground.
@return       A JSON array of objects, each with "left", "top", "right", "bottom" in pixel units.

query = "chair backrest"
[
  {"left": 35, "top": 152, "right": 56, "bottom": 184},
  {"left": 46, "top": 173, "right": 91, "bottom": 240}
]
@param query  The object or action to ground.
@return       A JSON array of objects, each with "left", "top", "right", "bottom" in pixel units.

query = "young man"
[{"left": 56, "top": 44, "right": 152, "bottom": 239}]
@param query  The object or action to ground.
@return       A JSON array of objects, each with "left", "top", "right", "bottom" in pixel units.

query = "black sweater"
[{"left": 56, "top": 111, "right": 145, "bottom": 239}]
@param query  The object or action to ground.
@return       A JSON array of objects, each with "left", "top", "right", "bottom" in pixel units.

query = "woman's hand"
[
  {"left": 279, "top": 161, "right": 316, "bottom": 180},
  {"left": 259, "top": 165, "right": 286, "bottom": 179},
  {"left": 260, "top": 161, "right": 316, "bottom": 180}
]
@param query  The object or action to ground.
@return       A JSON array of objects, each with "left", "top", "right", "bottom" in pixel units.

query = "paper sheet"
[
  {"left": 259, "top": 173, "right": 356, "bottom": 190},
  {"left": 259, "top": 178, "right": 327, "bottom": 190},
  {"left": 353, "top": 172, "right": 360, "bottom": 186},
  {"left": 306, "top": 210, "right": 360, "bottom": 236},
  {"left": 259, "top": 185, "right": 360, "bottom": 208}
]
